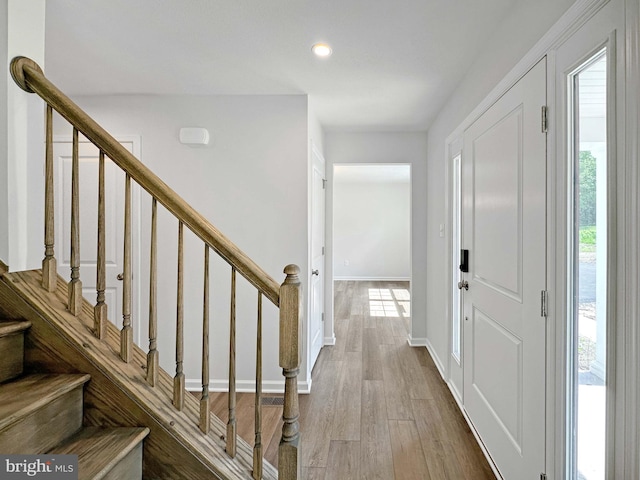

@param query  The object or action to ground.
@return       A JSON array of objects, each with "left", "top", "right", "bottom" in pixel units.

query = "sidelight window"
[{"left": 567, "top": 49, "right": 608, "bottom": 480}]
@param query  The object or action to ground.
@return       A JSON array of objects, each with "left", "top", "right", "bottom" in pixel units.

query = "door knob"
[
  {"left": 312, "top": 269, "right": 319, "bottom": 276},
  {"left": 117, "top": 273, "right": 124, "bottom": 281},
  {"left": 457, "top": 280, "right": 469, "bottom": 291}
]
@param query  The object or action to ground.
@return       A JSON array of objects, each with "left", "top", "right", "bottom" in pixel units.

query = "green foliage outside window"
[
  {"left": 579, "top": 225, "right": 596, "bottom": 245},
  {"left": 579, "top": 150, "right": 597, "bottom": 228}
]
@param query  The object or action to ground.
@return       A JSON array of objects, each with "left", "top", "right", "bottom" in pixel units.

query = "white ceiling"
[{"left": 44, "top": 0, "right": 521, "bottom": 132}]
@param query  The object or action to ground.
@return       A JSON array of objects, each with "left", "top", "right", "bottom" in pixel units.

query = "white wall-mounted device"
[{"left": 179, "top": 127, "right": 210, "bottom": 146}]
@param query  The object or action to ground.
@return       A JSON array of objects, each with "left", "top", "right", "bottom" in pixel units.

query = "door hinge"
[
  {"left": 322, "top": 246, "right": 325, "bottom": 255},
  {"left": 322, "top": 312, "right": 325, "bottom": 322},
  {"left": 541, "top": 290, "right": 548, "bottom": 317},
  {"left": 322, "top": 178, "right": 327, "bottom": 189},
  {"left": 541, "top": 106, "right": 548, "bottom": 133},
  {"left": 540, "top": 473, "right": 547, "bottom": 480}
]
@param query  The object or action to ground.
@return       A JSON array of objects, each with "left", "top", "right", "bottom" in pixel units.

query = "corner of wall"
[{"left": 0, "top": 2, "right": 9, "bottom": 264}]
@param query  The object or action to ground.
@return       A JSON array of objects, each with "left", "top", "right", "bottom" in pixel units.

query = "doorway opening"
[{"left": 331, "top": 164, "right": 412, "bottom": 344}]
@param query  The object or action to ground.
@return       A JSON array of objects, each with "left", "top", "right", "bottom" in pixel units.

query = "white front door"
[
  {"left": 54, "top": 137, "right": 139, "bottom": 332},
  {"left": 309, "top": 142, "right": 326, "bottom": 369},
  {"left": 461, "top": 58, "right": 547, "bottom": 479}
]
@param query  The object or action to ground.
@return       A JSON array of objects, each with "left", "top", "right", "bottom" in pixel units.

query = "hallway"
[
  {"left": 211, "top": 281, "right": 495, "bottom": 478},
  {"left": 298, "top": 280, "right": 495, "bottom": 479}
]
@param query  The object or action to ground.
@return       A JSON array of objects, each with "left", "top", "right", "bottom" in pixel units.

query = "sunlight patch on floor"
[{"left": 368, "top": 288, "right": 410, "bottom": 317}]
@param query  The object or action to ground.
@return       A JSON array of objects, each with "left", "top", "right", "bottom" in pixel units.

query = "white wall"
[
  {"left": 325, "top": 132, "right": 428, "bottom": 343},
  {"left": 53, "top": 94, "right": 310, "bottom": 392},
  {"left": 0, "top": 0, "right": 45, "bottom": 270},
  {"left": 333, "top": 176, "right": 410, "bottom": 280},
  {"left": 424, "top": 0, "right": 575, "bottom": 376}
]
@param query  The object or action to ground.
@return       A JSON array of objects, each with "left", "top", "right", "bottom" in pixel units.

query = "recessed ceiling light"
[{"left": 312, "top": 43, "right": 332, "bottom": 58}]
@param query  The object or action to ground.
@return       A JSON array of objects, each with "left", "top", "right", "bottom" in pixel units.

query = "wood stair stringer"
[{"left": 0, "top": 269, "right": 277, "bottom": 480}]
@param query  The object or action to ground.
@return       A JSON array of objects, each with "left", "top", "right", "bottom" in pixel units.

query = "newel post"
[{"left": 278, "top": 264, "right": 302, "bottom": 480}]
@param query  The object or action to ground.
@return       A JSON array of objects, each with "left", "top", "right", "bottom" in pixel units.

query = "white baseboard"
[
  {"left": 301, "top": 378, "right": 311, "bottom": 394},
  {"left": 407, "top": 335, "right": 427, "bottom": 347},
  {"left": 447, "top": 379, "right": 463, "bottom": 405},
  {"left": 424, "top": 338, "right": 447, "bottom": 381},
  {"left": 333, "top": 276, "right": 411, "bottom": 281},
  {"left": 324, "top": 335, "right": 336, "bottom": 346},
  {"left": 186, "top": 378, "right": 312, "bottom": 394}
]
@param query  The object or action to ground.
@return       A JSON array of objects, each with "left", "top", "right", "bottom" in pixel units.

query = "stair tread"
[
  {"left": 48, "top": 427, "right": 150, "bottom": 480},
  {"left": 0, "top": 373, "right": 91, "bottom": 432},
  {"left": 0, "top": 319, "right": 32, "bottom": 337}
]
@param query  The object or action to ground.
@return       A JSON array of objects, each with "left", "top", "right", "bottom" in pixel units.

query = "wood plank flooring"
[{"left": 208, "top": 280, "right": 496, "bottom": 479}]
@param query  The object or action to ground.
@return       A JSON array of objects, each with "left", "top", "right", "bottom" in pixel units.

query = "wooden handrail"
[
  {"left": 12, "top": 54, "right": 302, "bottom": 479},
  {"left": 10, "top": 56, "right": 280, "bottom": 306}
]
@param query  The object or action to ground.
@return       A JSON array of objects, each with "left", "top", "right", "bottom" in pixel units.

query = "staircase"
[
  {"left": 0, "top": 319, "right": 149, "bottom": 479},
  {"left": 3, "top": 56, "right": 303, "bottom": 479}
]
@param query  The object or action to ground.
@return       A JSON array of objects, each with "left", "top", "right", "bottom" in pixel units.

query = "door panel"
[
  {"left": 462, "top": 58, "right": 546, "bottom": 479},
  {"left": 471, "top": 306, "right": 523, "bottom": 447},
  {"left": 472, "top": 107, "right": 523, "bottom": 300}
]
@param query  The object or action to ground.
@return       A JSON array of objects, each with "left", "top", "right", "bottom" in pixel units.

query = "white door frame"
[
  {"left": 623, "top": 0, "right": 640, "bottom": 477},
  {"left": 552, "top": 27, "right": 621, "bottom": 479}
]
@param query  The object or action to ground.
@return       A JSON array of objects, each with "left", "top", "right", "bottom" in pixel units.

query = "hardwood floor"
[{"left": 209, "top": 280, "right": 496, "bottom": 479}]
